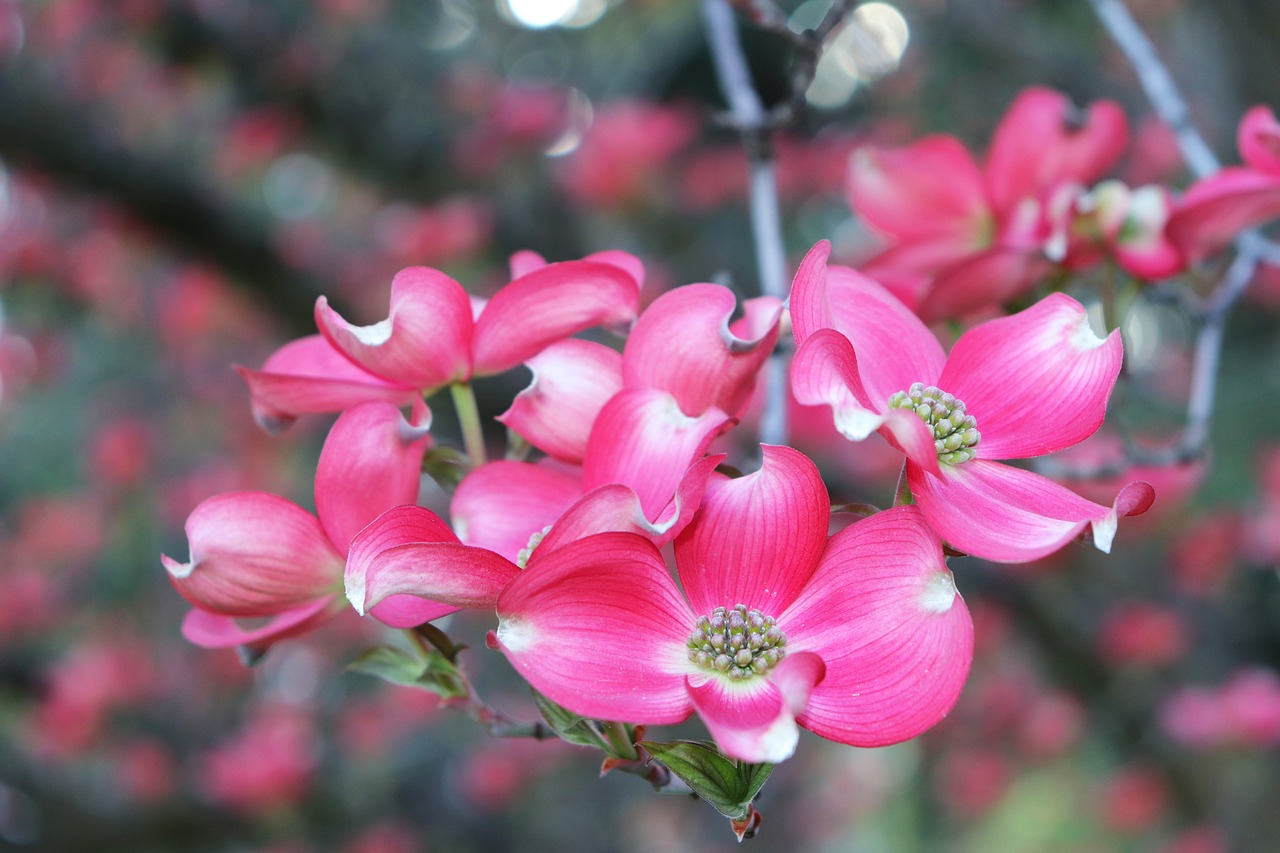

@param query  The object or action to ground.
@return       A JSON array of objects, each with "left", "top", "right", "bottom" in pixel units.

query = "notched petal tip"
[
  {"left": 1087, "top": 480, "right": 1156, "bottom": 553},
  {"left": 161, "top": 553, "right": 194, "bottom": 580},
  {"left": 919, "top": 569, "right": 958, "bottom": 614}
]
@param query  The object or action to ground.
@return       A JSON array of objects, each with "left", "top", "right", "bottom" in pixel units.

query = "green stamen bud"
[
  {"left": 888, "top": 382, "right": 982, "bottom": 465},
  {"left": 686, "top": 604, "right": 788, "bottom": 681}
]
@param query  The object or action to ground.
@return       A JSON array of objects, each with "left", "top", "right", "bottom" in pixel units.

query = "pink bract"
[
  {"left": 490, "top": 446, "right": 973, "bottom": 764},
  {"left": 239, "top": 254, "right": 642, "bottom": 428},
  {"left": 162, "top": 401, "right": 441, "bottom": 653},
  {"left": 791, "top": 241, "right": 1154, "bottom": 563}
]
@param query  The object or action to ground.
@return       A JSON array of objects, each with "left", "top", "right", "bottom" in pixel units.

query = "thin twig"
[{"left": 1073, "top": 0, "right": 1271, "bottom": 472}]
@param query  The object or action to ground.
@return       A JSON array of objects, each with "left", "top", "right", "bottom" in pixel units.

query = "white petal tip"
[
  {"left": 919, "top": 569, "right": 958, "bottom": 614},
  {"left": 161, "top": 554, "right": 194, "bottom": 579}
]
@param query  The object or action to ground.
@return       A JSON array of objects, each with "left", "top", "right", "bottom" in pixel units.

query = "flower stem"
[{"left": 450, "top": 381, "right": 488, "bottom": 467}]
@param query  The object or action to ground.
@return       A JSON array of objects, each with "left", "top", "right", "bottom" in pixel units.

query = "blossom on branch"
[
  {"left": 489, "top": 446, "right": 973, "bottom": 764},
  {"left": 791, "top": 241, "right": 1154, "bottom": 562}
]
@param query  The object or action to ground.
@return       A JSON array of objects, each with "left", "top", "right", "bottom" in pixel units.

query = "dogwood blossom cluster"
[{"left": 159, "top": 83, "right": 1280, "bottom": 819}]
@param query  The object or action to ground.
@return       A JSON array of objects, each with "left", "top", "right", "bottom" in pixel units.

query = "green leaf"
[
  {"left": 531, "top": 690, "right": 610, "bottom": 749},
  {"left": 640, "top": 740, "right": 773, "bottom": 820},
  {"left": 421, "top": 445, "right": 469, "bottom": 492},
  {"left": 348, "top": 645, "right": 468, "bottom": 699}
]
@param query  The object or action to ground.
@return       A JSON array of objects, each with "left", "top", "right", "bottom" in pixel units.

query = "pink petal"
[
  {"left": 676, "top": 445, "right": 830, "bottom": 617},
  {"left": 622, "top": 284, "right": 781, "bottom": 419},
  {"left": 1166, "top": 168, "right": 1280, "bottom": 262},
  {"left": 316, "top": 266, "right": 473, "bottom": 390},
  {"left": 180, "top": 596, "right": 346, "bottom": 651},
  {"left": 940, "top": 293, "right": 1122, "bottom": 459},
  {"left": 497, "top": 339, "right": 623, "bottom": 462},
  {"left": 344, "top": 505, "right": 521, "bottom": 618},
  {"left": 493, "top": 533, "right": 695, "bottom": 724},
  {"left": 790, "top": 329, "right": 882, "bottom": 440},
  {"left": 782, "top": 506, "right": 973, "bottom": 746},
  {"left": 686, "top": 651, "right": 825, "bottom": 764},
  {"left": 847, "top": 137, "right": 991, "bottom": 243},
  {"left": 582, "top": 388, "right": 732, "bottom": 522},
  {"left": 163, "top": 492, "right": 343, "bottom": 616},
  {"left": 314, "top": 402, "right": 432, "bottom": 554},
  {"left": 236, "top": 335, "right": 418, "bottom": 432},
  {"left": 451, "top": 461, "right": 583, "bottom": 561},
  {"left": 344, "top": 505, "right": 466, "bottom": 623},
  {"left": 1239, "top": 105, "right": 1280, "bottom": 174},
  {"left": 583, "top": 249, "right": 646, "bottom": 291},
  {"left": 909, "top": 460, "right": 1153, "bottom": 562},
  {"left": 508, "top": 249, "right": 546, "bottom": 279},
  {"left": 536, "top": 454, "right": 724, "bottom": 556},
  {"left": 471, "top": 260, "right": 639, "bottom": 376},
  {"left": 879, "top": 407, "right": 943, "bottom": 478},
  {"left": 986, "top": 88, "right": 1127, "bottom": 215},
  {"left": 917, "top": 247, "right": 1050, "bottom": 323},
  {"left": 788, "top": 240, "right": 834, "bottom": 346},
  {"left": 824, "top": 265, "right": 946, "bottom": 404}
]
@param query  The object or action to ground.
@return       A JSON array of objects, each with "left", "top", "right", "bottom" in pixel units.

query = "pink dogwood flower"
[
  {"left": 488, "top": 446, "right": 973, "bottom": 764},
  {"left": 162, "top": 402, "right": 467, "bottom": 653},
  {"left": 849, "top": 86, "right": 1128, "bottom": 320},
  {"left": 1167, "top": 105, "right": 1280, "bottom": 262},
  {"left": 791, "top": 241, "right": 1154, "bottom": 563},
  {"left": 237, "top": 254, "right": 641, "bottom": 430},
  {"left": 452, "top": 282, "right": 781, "bottom": 562}
]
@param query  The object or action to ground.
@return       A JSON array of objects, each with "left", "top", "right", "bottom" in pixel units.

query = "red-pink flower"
[
  {"left": 238, "top": 254, "right": 641, "bottom": 430},
  {"left": 1167, "top": 105, "right": 1280, "bottom": 262},
  {"left": 848, "top": 87, "right": 1128, "bottom": 320},
  {"left": 162, "top": 402, "right": 455, "bottom": 653},
  {"left": 450, "top": 282, "right": 780, "bottom": 562},
  {"left": 488, "top": 446, "right": 973, "bottom": 764},
  {"left": 791, "top": 241, "right": 1154, "bottom": 562}
]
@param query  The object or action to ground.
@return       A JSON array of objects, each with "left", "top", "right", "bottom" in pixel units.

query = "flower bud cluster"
[
  {"left": 889, "top": 382, "right": 981, "bottom": 465},
  {"left": 686, "top": 604, "right": 787, "bottom": 680}
]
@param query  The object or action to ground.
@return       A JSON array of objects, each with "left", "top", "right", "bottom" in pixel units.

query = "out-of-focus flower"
[{"left": 847, "top": 87, "right": 1128, "bottom": 320}]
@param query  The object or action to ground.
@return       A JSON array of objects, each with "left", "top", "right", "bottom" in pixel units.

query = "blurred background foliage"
[{"left": 2, "top": 0, "right": 1280, "bottom": 851}]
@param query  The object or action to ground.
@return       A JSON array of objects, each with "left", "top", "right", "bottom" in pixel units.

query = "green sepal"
[
  {"left": 421, "top": 445, "right": 469, "bottom": 492},
  {"left": 531, "top": 690, "right": 610, "bottom": 750},
  {"left": 639, "top": 740, "right": 773, "bottom": 820},
  {"left": 347, "top": 645, "right": 468, "bottom": 699}
]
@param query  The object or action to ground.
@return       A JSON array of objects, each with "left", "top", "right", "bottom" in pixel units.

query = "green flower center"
[
  {"left": 687, "top": 604, "right": 787, "bottom": 681},
  {"left": 516, "top": 525, "right": 553, "bottom": 569},
  {"left": 888, "top": 382, "right": 981, "bottom": 465}
]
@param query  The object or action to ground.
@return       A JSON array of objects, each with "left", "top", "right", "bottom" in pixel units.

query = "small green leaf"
[
  {"left": 422, "top": 446, "right": 469, "bottom": 492},
  {"left": 348, "top": 645, "right": 468, "bottom": 699},
  {"left": 640, "top": 740, "right": 773, "bottom": 820},
  {"left": 531, "top": 690, "right": 610, "bottom": 749}
]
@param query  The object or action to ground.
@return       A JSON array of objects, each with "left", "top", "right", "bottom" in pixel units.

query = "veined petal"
[
  {"left": 472, "top": 260, "right": 639, "bottom": 376},
  {"left": 316, "top": 266, "right": 473, "bottom": 391},
  {"left": 782, "top": 506, "right": 973, "bottom": 747},
  {"left": 788, "top": 240, "right": 834, "bottom": 345},
  {"left": 314, "top": 402, "right": 432, "bottom": 554},
  {"left": 452, "top": 461, "right": 582, "bottom": 561},
  {"left": 917, "top": 247, "right": 1049, "bottom": 323},
  {"left": 236, "top": 335, "right": 418, "bottom": 432},
  {"left": 1166, "top": 167, "right": 1280, "bottom": 262},
  {"left": 879, "top": 408, "right": 942, "bottom": 478},
  {"left": 493, "top": 533, "right": 695, "bottom": 724},
  {"left": 180, "top": 596, "right": 345, "bottom": 651},
  {"left": 582, "top": 388, "right": 732, "bottom": 523},
  {"left": 676, "top": 445, "right": 829, "bottom": 617},
  {"left": 622, "top": 284, "right": 781, "bottom": 419},
  {"left": 790, "top": 330, "right": 882, "bottom": 441},
  {"left": 497, "top": 339, "right": 623, "bottom": 463},
  {"left": 908, "top": 460, "right": 1153, "bottom": 562},
  {"left": 163, "top": 492, "right": 342, "bottom": 616},
  {"left": 848, "top": 137, "right": 990, "bottom": 243},
  {"left": 686, "top": 651, "right": 824, "bottom": 764},
  {"left": 824, "top": 266, "right": 946, "bottom": 404},
  {"left": 536, "top": 454, "right": 724, "bottom": 557},
  {"left": 940, "top": 293, "right": 1122, "bottom": 459},
  {"left": 351, "top": 539, "right": 520, "bottom": 616}
]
